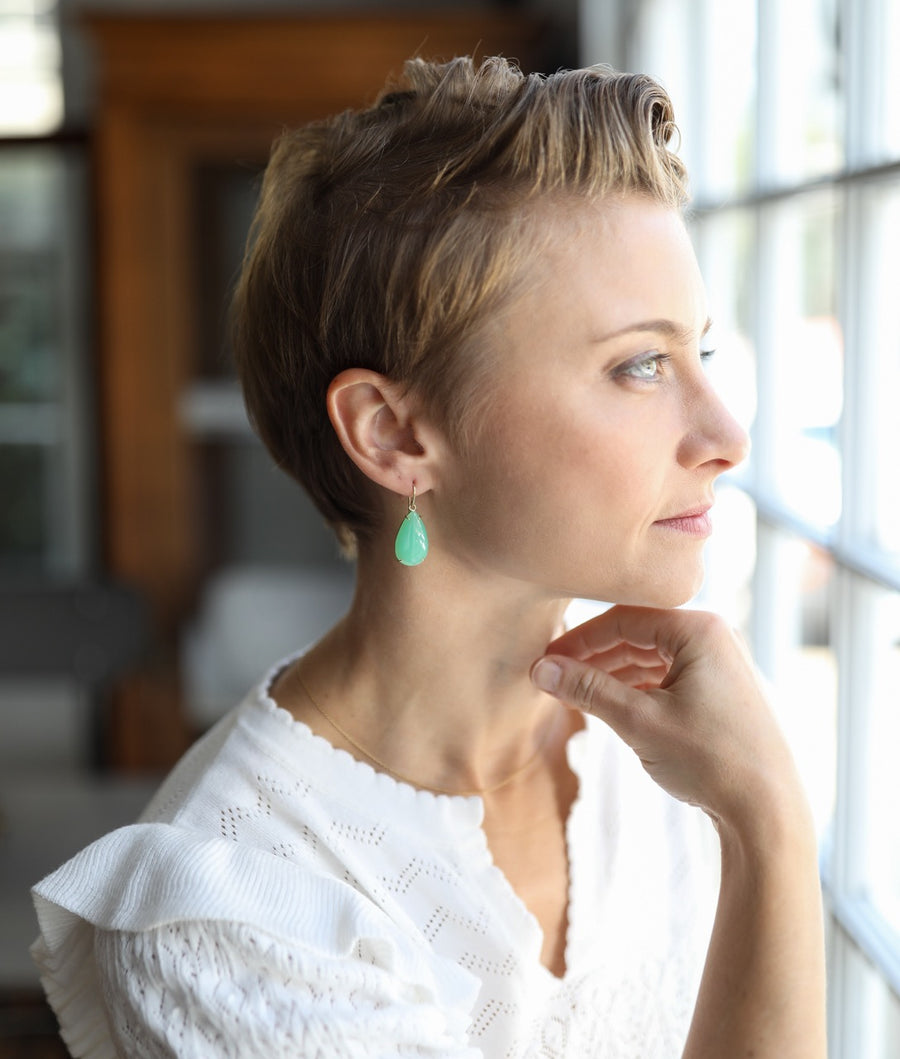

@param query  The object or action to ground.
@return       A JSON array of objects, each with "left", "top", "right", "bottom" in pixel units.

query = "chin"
[
  {"left": 609, "top": 588, "right": 695, "bottom": 610},
  {"left": 607, "top": 567, "right": 705, "bottom": 610}
]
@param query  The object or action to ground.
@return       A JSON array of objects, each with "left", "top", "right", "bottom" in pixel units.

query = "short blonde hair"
[{"left": 231, "top": 55, "right": 688, "bottom": 552}]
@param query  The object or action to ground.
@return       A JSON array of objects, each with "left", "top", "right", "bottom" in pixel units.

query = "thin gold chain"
[{"left": 295, "top": 672, "right": 553, "bottom": 798}]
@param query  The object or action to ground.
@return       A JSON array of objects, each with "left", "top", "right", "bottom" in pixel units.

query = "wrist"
[{"left": 713, "top": 786, "right": 818, "bottom": 870}]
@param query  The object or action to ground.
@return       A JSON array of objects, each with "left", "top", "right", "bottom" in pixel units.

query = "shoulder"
[
  {"left": 137, "top": 666, "right": 304, "bottom": 828},
  {"left": 31, "top": 660, "right": 485, "bottom": 959},
  {"left": 32, "top": 822, "right": 384, "bottom": 939}
]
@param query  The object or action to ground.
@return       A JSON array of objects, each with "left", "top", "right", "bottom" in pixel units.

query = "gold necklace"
[{"left": 295, "top": 672, "right": 554, "bottom": 798}]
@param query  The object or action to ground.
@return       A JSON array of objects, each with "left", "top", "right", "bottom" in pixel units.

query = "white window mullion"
[
  {"left": 754, "top": 0, "right": 778, "bottom": 189},
  {"left": 842, "top": 0, "right": 872, "bottom": 164},
  {"left": 748, "top": 203, "right": 777, "bottom": 674}
]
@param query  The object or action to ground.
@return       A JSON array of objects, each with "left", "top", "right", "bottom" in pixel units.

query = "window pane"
[
  {"left": 0, "top": 146, "right": 91, "bottom": 572},
  {"left": 695, "top": 0, "right": 757, "bottom": 200},
  {"left": 630, "top": 0, "right": 697, "bottom": 169},
  {"left": 694, "top": 210, "right": 758, "bottom": 446},
  {"left": 631, "top": 0, "right": 758, "bottom": 201},
  {"left": 756, "top": 524, "right": 838, "bottom": 838},
  {"left": 0, "top": 3, "right": 63, "bottom": 134},
  {"left": 861, "top": 582, "right": 900, "bottom": 935},
  {"left": 0, "top": 444, "right": 51, "bottom": 569},
  {"left": 880, "top": 0, "right": 900, "bottom": 158},
  {"left": 830, "top": 922, "right": 900, "bottom": 1059},
  {"left": 861, "top": 183, "right": 900, "bottom": 562},
  {"left": 759, "top": 0, "right": 843, "bottom": 183},
  {"left": 0, "top": 253, "right": 63, "bottom": 403},
  {"left": 759, "top": 193, "right": 842, "bottom": 529},
  {"left": 699, "top": 485, "right": 757, "bottom": 634},
  {"left": 0, "top": 151, "right": 67, "bottom": 403}
]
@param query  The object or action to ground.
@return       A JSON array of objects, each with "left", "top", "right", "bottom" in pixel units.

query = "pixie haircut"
[{"left": 231, "top": 55, "right": 688, "bottom": 553}]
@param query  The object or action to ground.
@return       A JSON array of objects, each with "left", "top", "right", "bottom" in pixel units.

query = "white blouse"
[{"left": 32, "top": 659, "right": 719, "bottom": 1058}]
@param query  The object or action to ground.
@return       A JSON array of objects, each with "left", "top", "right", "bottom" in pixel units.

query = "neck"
[{"left": 284, "top": 545, "right": 571, "bottom": 796}]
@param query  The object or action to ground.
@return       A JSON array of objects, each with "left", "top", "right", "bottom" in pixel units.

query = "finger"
[
  {"left": 578, "top": 642, "right": 669, "bottom": 672},
  {"left": 550, "top": 604, "right": 716, "bottom": 664},
  {"left": 549, "top": 605, "right": 672, "bottom": 659},
  {"left": 606, "top": 662, "right": 670, "bottom": 689},
  {"left": 531, "top": 654, "right": 657, "bottom": 748}
]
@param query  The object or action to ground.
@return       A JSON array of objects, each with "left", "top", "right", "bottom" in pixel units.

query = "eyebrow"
[{"left": 592, "top": 316, "right": 714, "bottom": 345}]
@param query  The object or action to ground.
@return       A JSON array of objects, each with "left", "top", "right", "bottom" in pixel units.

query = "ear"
[{"left": 326, "top": 368, "right": 439, "bottom": 496}]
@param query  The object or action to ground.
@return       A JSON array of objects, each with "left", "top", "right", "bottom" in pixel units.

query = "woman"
[{"left": 32, "top": 57, "right": 826, "bottom": 1057}]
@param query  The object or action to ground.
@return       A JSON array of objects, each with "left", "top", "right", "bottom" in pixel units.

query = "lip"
[{"left": 653, "top": 505, "right": 713, "bottom": 537}]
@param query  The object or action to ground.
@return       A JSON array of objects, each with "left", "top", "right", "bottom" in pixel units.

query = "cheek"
[
  {"left": 554, "top": 411, "right": 664, "bottom": 504},
  {"left": 454, "top": 388, "right": 670, "bottom": 534},
  {"left": 490, "top": 430, "right": 650, "bottom": 552}
]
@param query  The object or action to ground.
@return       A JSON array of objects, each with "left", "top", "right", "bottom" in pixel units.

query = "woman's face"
[{"left": 433, "top": 194, "right": 750, "bottom": 608}]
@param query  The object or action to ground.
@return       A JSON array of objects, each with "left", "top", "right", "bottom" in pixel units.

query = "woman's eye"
[{"left": 620, "top": 353, "right": 668, "bottom": 381}]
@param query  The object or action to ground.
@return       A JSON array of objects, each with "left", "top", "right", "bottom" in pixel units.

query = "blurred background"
[{"left": 0, "top": 0, "right": 897, "bottom": 1056}]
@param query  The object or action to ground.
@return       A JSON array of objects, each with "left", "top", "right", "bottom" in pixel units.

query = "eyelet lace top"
[{"left": 32, "top": 657, "right": 718, "bottom": 1058}]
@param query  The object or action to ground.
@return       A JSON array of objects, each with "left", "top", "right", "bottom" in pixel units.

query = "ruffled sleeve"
[
  {"left": 92, "top": 920, "right": 480, "bottom": 1058},
  {"left": 31, "top": 823, "right": 481, "bottom": 1059}
]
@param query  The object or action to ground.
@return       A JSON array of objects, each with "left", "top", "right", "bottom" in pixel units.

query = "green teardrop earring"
[{"left": 394, "top": 486, "right": 429, "bottom": 566}]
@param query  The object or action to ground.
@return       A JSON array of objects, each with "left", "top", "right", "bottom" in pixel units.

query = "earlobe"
[{"left": 326, "top": 368, "right": 434, "bottom": 495}]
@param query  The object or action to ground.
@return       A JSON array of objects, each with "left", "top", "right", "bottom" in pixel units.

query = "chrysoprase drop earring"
[{"left": 394, "top": 486, "right": 428, "bottom": 566}]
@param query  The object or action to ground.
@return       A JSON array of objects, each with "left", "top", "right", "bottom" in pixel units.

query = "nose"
[{"left": 677, "top": 380, "right": 751, "bottom": 471}]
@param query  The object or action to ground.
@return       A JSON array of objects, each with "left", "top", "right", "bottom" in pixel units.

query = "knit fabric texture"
[{"left": 32, "top": 657, "right": 718, "bottom": 1058}]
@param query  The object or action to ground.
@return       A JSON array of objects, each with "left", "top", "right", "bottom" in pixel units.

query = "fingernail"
[{"left": 531, "top": 658, "right": 562, "bottom": 693}]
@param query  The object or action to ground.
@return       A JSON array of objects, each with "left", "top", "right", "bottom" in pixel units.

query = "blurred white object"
[{"left": 182, "top": 564, "right": 355, "bottom": 728}]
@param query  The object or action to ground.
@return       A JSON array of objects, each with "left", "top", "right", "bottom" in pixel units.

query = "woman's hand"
[
  {"left": 531, "top": 604, "right": 806, "bottom": 837},
  {"left": 532, "top": 605, "right": 827, "bottom": 1057}
]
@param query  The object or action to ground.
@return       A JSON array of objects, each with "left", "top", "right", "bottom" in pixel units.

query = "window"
[
  {"left": 0, "top": 144, "right": 92, "bottom": 575},
  {"left": 589, "top": 0, "right": 900, "bottom": 1054},
  {"left": 0, "top": 0, "right": 63, "bottom": 135},
  {"left": 0, "top": 3, "right": 92, "bottom": 775},
  {"left": 0, "top": 3, "right": 90, "bottom": 575}
]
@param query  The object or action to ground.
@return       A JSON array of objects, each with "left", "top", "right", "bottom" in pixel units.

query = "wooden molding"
[{"left": 86, "top": 12, "right": 548, "bottom": 115}]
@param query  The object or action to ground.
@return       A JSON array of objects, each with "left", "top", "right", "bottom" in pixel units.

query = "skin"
[{"left": 272, "top": 194, "right": 827, "bottom": 1054}]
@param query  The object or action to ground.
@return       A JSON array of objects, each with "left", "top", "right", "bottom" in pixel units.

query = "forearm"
[{"left": 683, "top": 807, "right": 827, "bottom": 1058}]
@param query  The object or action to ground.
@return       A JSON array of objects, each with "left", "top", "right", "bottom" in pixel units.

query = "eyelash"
[{"left": 617, "top": 348, "right": 717, "bottom": 382}]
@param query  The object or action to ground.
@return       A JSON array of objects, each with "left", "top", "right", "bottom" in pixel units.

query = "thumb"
[{"left": 531, "top": 655, "right": 650, "bottom": 738}]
